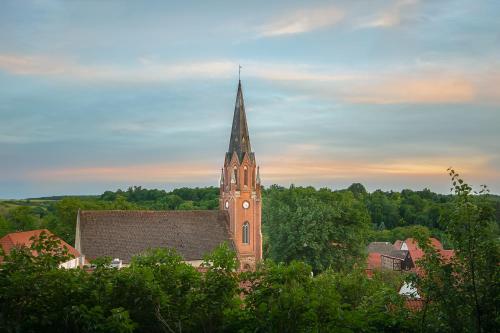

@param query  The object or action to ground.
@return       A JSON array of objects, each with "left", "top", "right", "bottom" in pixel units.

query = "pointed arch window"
[
  {"left": 252, "top": 168, "right": 255, "bottom": 188},
  {"left": 233, "top": 167, "right": 238, "bottom": 185},
  {"left": 244, "top": 166, "right": 248, "bottom": 186},
  {"left": 242, "top": 222, "right": 250, "bottom": 244}
]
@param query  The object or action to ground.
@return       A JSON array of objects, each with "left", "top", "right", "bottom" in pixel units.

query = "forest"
[{"left": 0, "top": 173, "right": 499, "bottom": 332}]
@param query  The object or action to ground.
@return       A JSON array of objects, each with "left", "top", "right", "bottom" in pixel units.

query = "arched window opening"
[
  {"left": 242, "top": 222, "right": 250, "bottom": 244},
  {"left": 233, "top": 168, "right": 238, "bottom": 185},
  {"left": 244, "top": 166, "right": 248, "bottom": 186}
]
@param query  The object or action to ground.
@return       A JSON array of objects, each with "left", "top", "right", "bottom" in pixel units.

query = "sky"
[{"left": 1, "top": 0, "right": 499, "bottom": 198}]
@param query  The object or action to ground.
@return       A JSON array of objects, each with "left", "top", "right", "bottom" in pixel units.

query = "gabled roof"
[
  {"left": 227, "top": 80, "right": 253, "bottom": 163},
  {"left": 77, "top": 210, "right": 234, "bottom": 263},
  {"left": 0, "top": 229, "right": 81, "bottom": 262},
  {"left": 393, "top": 240, "right": 403, "bottom": 250},
  {"left": 403, "top": 238, "right": 454, "bottom": 268}
]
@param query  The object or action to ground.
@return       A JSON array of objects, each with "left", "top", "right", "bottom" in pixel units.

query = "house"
[
  {"left": 367, "top": 237, "right": 455, "bottom": 312},
  {"left": 380, "top": 249, "right": 411, "bottom": 271},
  {"left": 366, "top": 241, "right": 411, "bottom": 272},
  {"left": 0, "top": 229, "right": 86, "bottom": 269},
  {"left": 400, "top": 237, "right": 454, "bottom": 269},
  {"left": 367, "top": 237, "right": 454, "bottom": 273},
  {"left": 75, "top": 80, "right": 263, "bottom": 270}
]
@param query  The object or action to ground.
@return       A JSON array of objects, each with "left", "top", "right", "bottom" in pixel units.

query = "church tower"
[{"left": 220, "top": 80, "right": 262, "bottom": 269}]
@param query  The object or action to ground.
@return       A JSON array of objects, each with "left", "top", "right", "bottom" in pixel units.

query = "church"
[{"left": 75, "top": 80, "right": 262, "bottom": 270}]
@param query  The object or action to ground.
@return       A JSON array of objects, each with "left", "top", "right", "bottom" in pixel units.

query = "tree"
[
  {"left": 238, "top": 261, "right": 412, "bottom": 332},
  {"left": 348, "top": 182, "right": 368, "bottom": 197},
  {"left": 0, "top": 215, "right": 13, "bottom": 237},
  {"left": 6, "top": 206, "right": 38, "bottom": 231},
  {"left": 412, "top": 169, "right": 500, "bottom": 332},
  {"left": 266, "top": 186, "right": 371, "bottom": 272}
]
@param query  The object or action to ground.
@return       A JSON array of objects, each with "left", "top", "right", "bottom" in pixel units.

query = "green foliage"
[
  {"left": 410, "top": 169, "right": 500, "bottom": 332},
  {"left": 265, "top": 185, "right": 371, "bottom": 272},
  {"left": 236, "top": 261, "right": 411, "bottom": 332},
  {"left": 368, "top": 225, "right": 431, "bottom": 243},
  {"left": 0, "top": 239, "right": 240, "bottom": 332},
  {"left": 0, "top": 235, "right": 413, "bottom": 332},
  {"left": 6, "top": 206, "right": 39, "bottom": 231},
  {"left": 0, "top": 215, "right": 13, "bottom": 237}
]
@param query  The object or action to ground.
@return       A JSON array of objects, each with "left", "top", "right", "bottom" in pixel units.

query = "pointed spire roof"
[{"left": 227, "top": 80, "right": 253, "bottom": 162}]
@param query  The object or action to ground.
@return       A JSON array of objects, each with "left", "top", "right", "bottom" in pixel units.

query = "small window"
[
  {"left": 242, "top": 222, "right": 250, "bottom": 244},
  {"left": 244, "top": 167, "right": 248, "bottom": 186},
  {"left": 252, "top": 168, "right": 255, "bottom": 187},
  {"left": 233, "top": 168, "right": 238, "bottom": 185}
]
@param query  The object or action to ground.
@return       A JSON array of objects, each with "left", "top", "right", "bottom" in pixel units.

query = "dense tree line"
[{"left": 1, "top": 184, "right": 499, "bottom": 252}]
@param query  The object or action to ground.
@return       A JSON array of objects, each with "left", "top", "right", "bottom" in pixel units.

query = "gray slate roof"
[
  {"left": 382, "top": 249, "right": 409, "bottom": 260},
  {"left": 77, "top": 210, "right": 233, "bottom": 263},
  {"left": 227, "top": 80, "right": 254, "bottom": 163},
  {"left": 367, "top": 242, "right": 394, "bottom": 255}
]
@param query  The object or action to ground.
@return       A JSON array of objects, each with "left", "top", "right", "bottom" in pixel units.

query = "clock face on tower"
[
  {"left": 225, "top": 201, "right": 229, "bottom": 209},
  {"left": 242, "top": 201, "right": 250, "bottom": 209}
]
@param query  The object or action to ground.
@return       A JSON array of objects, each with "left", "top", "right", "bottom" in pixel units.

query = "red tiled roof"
[
  {"left": 404, "top": 237, "right": 444, "bottom": 262},
  {"left": 404, "top": 238, "right": 454, "bottom": 273},
  {"left": 0, "top": 229, "right": 81, "bottom": 262},
  {"left": 405, "top": 299, "right": 425, "bottom": 312},
  {"left": 440, "top": 249, "right": 454, "bottom": 261}
]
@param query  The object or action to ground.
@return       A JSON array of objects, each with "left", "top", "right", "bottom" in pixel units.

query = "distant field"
[{"left": 0, "top": 199, "right": 55, "bottom": 217}]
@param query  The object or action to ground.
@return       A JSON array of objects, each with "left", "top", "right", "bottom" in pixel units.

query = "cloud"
[
  {"left": 29, "top": 153, "right": 499, "bottom": 192},
  {"left": 1, "top": 53, "right": 498, "bottom": 104},
  {"left": 259, "top": 153, "right": 500, "bottom": 188},
  {"left": 0, "top": 54, "right": 235, "bottom": 82},
  {"left": 257, "top": 5, "right": 344, "bottom": 37},
  {"left": 341, "top": 76, "right": 476, "bottom": 104},
  {"left": 357, "top": 0, "right": 418, "bottom": 29},
  {"left": 30, "top": 162, "right": 217, "bottom": 182}
]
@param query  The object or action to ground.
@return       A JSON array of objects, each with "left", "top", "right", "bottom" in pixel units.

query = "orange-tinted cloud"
[
  {"left": 30, "top": 155, "right": 499, "bottom": 188},
  {"left": 343, "top": 77, "right": 476, "bottom": 104},
  {"left": 0, "top": 53, "right": 496, "bottom": 105},
  {"left": 31, "top": 163, "right": 217, "bottom": 182},
  {"left": 356, "top": 0, "right": 418, "bottom": 29},
  {"left": 257, "top": 5, "right": 344, "bottom": 37}
]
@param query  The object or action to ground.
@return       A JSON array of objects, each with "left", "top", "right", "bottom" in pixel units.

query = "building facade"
[{"left": 220, "top": 80, "right": 262, "bottom": 269}]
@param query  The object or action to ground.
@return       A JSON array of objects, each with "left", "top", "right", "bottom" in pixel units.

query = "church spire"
[{"left": 227, "top": 80, "right": 252, "bottom": 162}]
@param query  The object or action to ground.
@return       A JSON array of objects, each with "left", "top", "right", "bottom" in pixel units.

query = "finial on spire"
[{"left": 238, "top": 64, "right": 242, "bottom": 81}]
